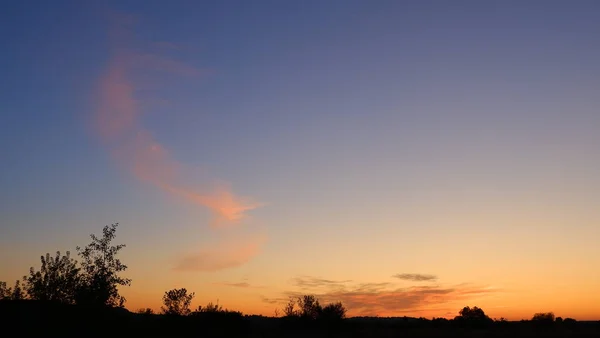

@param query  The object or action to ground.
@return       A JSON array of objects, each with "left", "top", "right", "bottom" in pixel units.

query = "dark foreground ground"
[{"left": 1, "top": 300, "right": 599, "bottom": 337}]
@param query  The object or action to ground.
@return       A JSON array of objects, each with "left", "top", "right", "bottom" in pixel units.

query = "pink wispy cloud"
[
  {"left": 95, "top": 17, "right": 261, "bottom": 225},
  {"left": 173, "top": 236, "right": 266, "bottom": 272},
  {"left": 93, "top": 12, "right": 266, "bottom": 271}
]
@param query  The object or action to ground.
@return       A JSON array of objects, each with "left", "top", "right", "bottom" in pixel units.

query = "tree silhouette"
[
  {"left": 457, "top": 306, "right": 488, "bottom": 320},
  {"left": 320, "top": 302, "right": 347, "bottom": 321},
  {"left": 283, "top": 296, "right": 298, "bottom": 317},
  {"left": 0, "top": 280, "right": 25, "bottom": 300},
  {"left": 75, "top": 223, "right": 131, "bottom": 307},
  {"left": 454, "top": 306, "right": 493, "bottom": 326},
  {"left": 10, "top": 280, "right": 25, "bottom": 300},
  {"left": 297, "top": 294, "right": 322, "bottom": 320},
  {"left": 23, "top": 251, "right": 80, "bottom": 304},
  {"left": 162, "top": 288, "right": 195, "bottom": 316},
  {"left": 0, "top": 281, "right": 10, "bottom": 300}
]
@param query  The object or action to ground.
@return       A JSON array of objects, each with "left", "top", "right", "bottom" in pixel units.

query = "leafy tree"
[
  {"left": 297, "top": 294, "right": 322, "bottom": 320},
  {"left": 456, "top": 306, "right": 489, "bottom": 320},
  {"left": 320, "top": 302, "right": 347, "bottom": 321},
  {"left": 283, "top": 297, "right": 298, "bottom": 317},
  {"left": 532, "top": 312, "right": 556, "bottom": 327},
  {"left": 10, "top": 280, "right": 25, "bottom": 300},
  {"left": 75, "top": 223, "right": 131, "bottom": 307},
  {"left": 161, "top": 288, "right": 195, "bottom": 315},
  {"left": 454, "top": 306, "right": 493, "bottom": 326},
  {"left": 23, "top": 251, "right": 80, "bottom": 304}
]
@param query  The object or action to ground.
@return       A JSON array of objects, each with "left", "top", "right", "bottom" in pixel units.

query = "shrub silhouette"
[
  {"left": 23, "top": 251, "right": 80, "bottom": 304},
  {"left": 454, "top": 306, "right": 493, "bottom": 326},
  {"left": 532, "top": 312, "right": 555, "bottom": 323},
  {"left": 320, "top": 302, "right": 347, "bottom": 321},
  {"left": 137, "top": 307, "right": 154, "bottom": 315},
  {"left": 162, "top": 288, "right": 194, "bottom": 315},
  {"left": 196, "top": 301, "right": 222, "bottom": 313},
  {"left": 75, "top": 223, "right": 131, "bottom": 307},
  {"left": 191, "top": 300, "right": 244, "bottom": 323},
  {"left": 281, "top": 295, "right": 346, "bottom": 322},
  {"left": 563, "top": 317, "right": 577, "bottom": 327}
]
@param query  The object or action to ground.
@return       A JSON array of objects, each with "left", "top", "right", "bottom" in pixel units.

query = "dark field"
[{"left": 2, "top": 300, "right": 599, "bottom": 338}]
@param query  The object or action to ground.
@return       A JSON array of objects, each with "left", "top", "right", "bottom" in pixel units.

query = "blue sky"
[{"left": 1, "top": 0, "right": 599, "bottom": 319}]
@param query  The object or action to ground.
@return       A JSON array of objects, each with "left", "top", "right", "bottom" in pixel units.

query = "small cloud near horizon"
[
  {"left": 393, "top": 273, "right": 438, "bottom": 282},
  {"left": 217, "top": 282, "right": 250, "bottom": 288},
  {"left": 214, "top": 281, "right": 266, "bottom": 289},
  {"left": 292, "top": 276, "right": 352, "bottom": 290}
]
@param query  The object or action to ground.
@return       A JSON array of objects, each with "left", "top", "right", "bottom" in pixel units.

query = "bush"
[
  {"left": 532, "top": 312, "right": 555, "bottom": 325},
  {"left": 161, "top": 288, "right": 194, "bottom": 316},
  {"left": 23, "top": 251, "right": 80, "bottom": 304},
  {"left": 320, "top": 302, "right": 347, "bottom": 321},
  {"left": 137, "top": 307, "right": 154, "bottom": 315},
  {"left": 280, "top": 295, "right": 346, "bottom": 323}
]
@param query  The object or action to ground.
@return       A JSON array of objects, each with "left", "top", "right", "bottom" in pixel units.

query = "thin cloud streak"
[
  {"left": 260, "top": 295, "right": 287, "bottom": 305},
  {"left": 215, "top": 282, "right": 266, "bottom": 289},
  {"left": 292, "top": 276, "right": 352, "bottom": 290},
  {"left": 393, "top": 273, "right": 438, "bottom": 282},
  {"left": 218, "top": 282, "right": 251, "bottom": 288}
]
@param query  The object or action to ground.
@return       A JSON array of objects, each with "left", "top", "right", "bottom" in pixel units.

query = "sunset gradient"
[{"left": 1, "top": 1, "right": 599, "bottom": 320}]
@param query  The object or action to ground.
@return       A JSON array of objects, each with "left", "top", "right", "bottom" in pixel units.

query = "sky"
[{"left": 1, "top": 0, "right": 599, "bottom": 320}]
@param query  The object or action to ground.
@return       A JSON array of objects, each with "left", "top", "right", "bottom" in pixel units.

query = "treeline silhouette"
[{"left": 1, "top": 223, "right": 599, "bottom": 337}]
